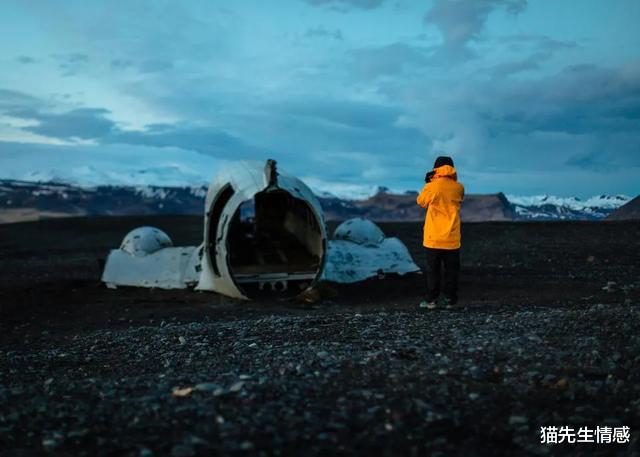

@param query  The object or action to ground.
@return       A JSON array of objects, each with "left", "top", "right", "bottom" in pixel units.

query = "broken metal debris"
[{"left": 101, "top": 160, "right": 420, "bottom": 299}]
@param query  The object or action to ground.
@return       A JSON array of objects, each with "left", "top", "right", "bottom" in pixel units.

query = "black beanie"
[{"left": 433, "top": 156, "right": 454, "bottom": 168}]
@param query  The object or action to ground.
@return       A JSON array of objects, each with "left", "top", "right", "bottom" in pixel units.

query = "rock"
[
  {"left": 171, "top": 387, "right": 194, "bottom": 398},
  {"left": 297, "top": 287, "right": 321, "bottom": 304},
  {"left": 432, "top": 437, "right": 447, "bottom": 446},
  {"left": 239, "top": 441, "right": 254, "bottom": 450},
  {"left": 194, "top": 382, "right": 219, "bottom": 392},
  {"left": 187, "top": 435, "right": 210, "bottom": 446},
  {"left": 171, "top": 444, "right": 194, "bottom": 457},
  {"left": 42, "top": 438, "right": 60, "bottom": 449},
  {"left": 509, "top": 415, "right": 528, "bottom": 425},
  {"left": 229, "top": 381, "right": 245, "bottom": 392},
  {"left": 542, "top": 374, "right": 556, "bottom": 385}
]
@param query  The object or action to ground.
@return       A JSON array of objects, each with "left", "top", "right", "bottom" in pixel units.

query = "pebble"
[
  {"left": 194, "top": 382, "right": 219, "bottom": 392},
  {"left": 229, "top": 381, "right": 245, "bottom": 392},
  {"left": 171, "top": 444, "right": 194, "bottom": 457},
  {"left": 239, "top": 441, "right": 254, "bottom": 450},
  {"left": 3, "top": 300, "right": 638, "bottom": 456},
  {"left": 509, "top": 415, "right": 528, "bottom": 425},
  {"left": 42, "top": 438, "right": 59, "bottom": 449}
]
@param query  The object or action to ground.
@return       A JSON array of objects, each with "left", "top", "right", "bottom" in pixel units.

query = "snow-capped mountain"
[
  {"left": 18, "top": 165, "right": 212, "bottom": 189},
  {"left": 2, "top": 152, "right": 631, "bottom": 218},
  {"left": 0, "top": 176, "right": 633, "bottom": 223},
  {"left": 0, "top": 144, "right": 219, "bottom": 188},
  {"left": 506, "top": 194, "right": 632, "bottom": 220},
  {"left": 1, "top": 144, "right": 633, "bottom": 215},
  {"left": 0, "top": 179, "right": 208, "bottom": 223},
  {"left": 301, "top": 177, "right": 406, "bottom": 201}
]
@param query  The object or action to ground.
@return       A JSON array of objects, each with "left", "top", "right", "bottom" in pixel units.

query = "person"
[{"left": 416, "top": 156, "right": 464, "bottom": 309}]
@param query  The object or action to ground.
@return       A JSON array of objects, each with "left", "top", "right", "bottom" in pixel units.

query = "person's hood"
[{"left": 432, "top": 164, "right": 457, "bottom": 181}]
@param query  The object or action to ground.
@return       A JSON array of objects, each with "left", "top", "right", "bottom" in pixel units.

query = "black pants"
[{"left": 425, "top": 248, "right": 460, "bottom": 302}]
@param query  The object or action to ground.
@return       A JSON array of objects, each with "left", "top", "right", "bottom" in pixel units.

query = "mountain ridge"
[
  {"left": 606, "top": 195, "right": 640, "bottom": 220},
  {"left": 0, "top": 179, "right": 633, "bottom": 224}
]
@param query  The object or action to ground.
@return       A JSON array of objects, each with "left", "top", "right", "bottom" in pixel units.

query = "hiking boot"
[
  {"left": 441, "top": 297, "right": 457, "bottom": 308},
  {"left": 419, "top": 300, "right": 438, "bottom": 310}
]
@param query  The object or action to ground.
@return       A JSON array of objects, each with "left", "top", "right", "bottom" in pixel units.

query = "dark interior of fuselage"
[{"left": 227, "top": 190, "right": 323, "bottom": 292}]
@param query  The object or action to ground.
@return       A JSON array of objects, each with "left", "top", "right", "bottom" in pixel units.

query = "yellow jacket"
[{"left": 416, "top": 165, "right": 464, "bottom": 249}]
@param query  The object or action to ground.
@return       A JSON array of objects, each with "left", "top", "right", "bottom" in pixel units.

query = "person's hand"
[{"left": 425, "top": 170, "right": 435, "bottom": 183}]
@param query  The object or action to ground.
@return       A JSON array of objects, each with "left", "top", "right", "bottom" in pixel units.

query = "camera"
[{"left": 425, "top": 170, "right": 435, "bottom": 183}]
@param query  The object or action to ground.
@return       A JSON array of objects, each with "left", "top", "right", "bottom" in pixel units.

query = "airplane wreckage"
[{"left": 102, "top": 160, "right": 420, "bottom": 299}]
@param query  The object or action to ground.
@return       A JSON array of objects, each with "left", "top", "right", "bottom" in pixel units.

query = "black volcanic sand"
[{"left": 0, "top": 216, "right": 639, "bottom": 456}]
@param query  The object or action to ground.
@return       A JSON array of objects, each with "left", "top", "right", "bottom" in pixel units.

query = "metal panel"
[
  {"left": 322, "top": 219, "right": 420, "bottom": 283},
  {"left": 197, "top": 160, "right": 327, "bottom": 299},
  {"left": 100, "top": 161, "right": 421, "bottom": 298},
  {"left": 102, "top": 246, "right": 199, "bottom": 289}
]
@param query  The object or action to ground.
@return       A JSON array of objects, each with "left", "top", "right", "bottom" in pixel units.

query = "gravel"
[
  {"left": 1, "top": 302, "right": 639, "bottom": 456},
  {"left": 1, "top": 218, "right": 639, "bottom": 456}
]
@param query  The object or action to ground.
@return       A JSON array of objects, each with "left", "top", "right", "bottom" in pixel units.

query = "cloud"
[
  {"left": 372, "top": 58, "right": 640, "bottom": 184},
  {"left": 488, "top": 34, "right": 578, "bottom": 77},
  {"left": 16, "top": 56, "right": 37, "bottom": 64},
  {"left": 565, "top": 151, "right": 618, "bottom": 172},
  {"left": 0, "top": 0, "right": 637, "bottom": 197},
  {"left": 304, "top": 26, "right": 343, "bottom": 40},
  {"left": 257, "top": 97, "right": 432, "bottom": 181},
  {"left": 490, "top": 51, "right": 552, "bottom": 77},
  {"left": 110, "top": 59, "right": 134, "bottom": 69},
  {"left": 492, "top": 63, "right": 640, "bottom": 135},
  {"left": 498, "top": 33, "right": 577, "bottom": 52},
  {"left": 275, "top": 98, "right": 400, "bottom": 129},
  {"left": 138, "top": 59, "right": 174, "bottom": 74},
  {"left": 11, "top": 107, "right": 115, "bottom": 140},
  {"left": 106, "top": 123, "right": 269, "bottom": 159},
  {"left": 3, "top": 99, "right": 269, "bottom": 159},
  {"left": 109, "top": 58, "right": 174, "bottom": 74},
  {"left": 53, "top": 53, "right": 89, "bottom": 63},
  {"left": 0, "top": 92, "right": 431, "bottom": 186},
  {"left": 0, "top": 89, "right": 41, "bottom": 111},
  {"left": 348, "top": 43, "right": 432, "bottom": 79},
  {"left": 51, "top": 53, "right": 89, "bottom": 76},
  {"left": 4, "top": 55, "right": 638, "bottom": 193},
  {"left": 425, "top": 0, "right": 527, "bottom": 56},
  {"left": 0, "top": 141, "right": 222, "bottom": 187},
  {"left": 303, "top": 0, "right": 387, "bottom": 12}
]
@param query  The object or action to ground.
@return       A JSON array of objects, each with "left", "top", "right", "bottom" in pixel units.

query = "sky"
[{"left": 0, "top": 0, "right": 639, "bottom": 198}]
